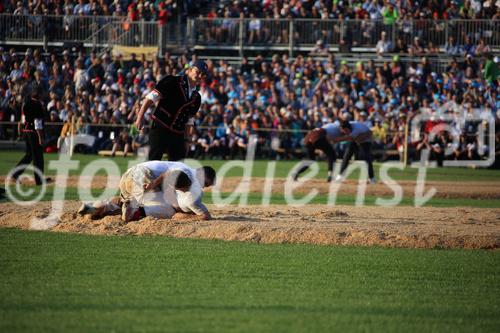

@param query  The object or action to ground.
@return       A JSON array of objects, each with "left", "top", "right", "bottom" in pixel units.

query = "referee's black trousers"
[
  {"left": 13, "top": 132, "right": 44, "bottom": 185},
  {"left": 148, "top": 123, "right": 186, "bottom": 161},
  {"left": 340, "top": 141, "right": 375, "bottom": 179}
]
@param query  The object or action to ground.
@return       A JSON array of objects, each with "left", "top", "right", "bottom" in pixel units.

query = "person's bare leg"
[
  {"left": 111, "top": 143, "right": 118, "bottom": 157},
  {"left": 123, "top": 143, "right": 131, "bottom": 157}
]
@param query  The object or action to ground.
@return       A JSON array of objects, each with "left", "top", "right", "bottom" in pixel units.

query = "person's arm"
[
  {"left": 36, "top": 129, "right": 44, "bottom": 145},
  {"left": 135, "top": 98, "right": 154, "bottom": 130},
  {"left": 175, "top": 190, "right": 211, "bottom": 220},
  {"left": 184, "top": 118, "right": 195, "bottom": 151},
  {"left": 143, "top": 170, "right": 168, "bottom": 192},
  {"left": 353, "top": 131, "right": 372, "bottom": 144},
  {"left": 331, "top": 135, "right": 353, "bottom": 143},
  {"left": 185, "top": 118, "right": 195, "bottom": 140},
  {"left": 172, "top": 211, "right": 211, "bottom": 221},
  {"left": 313, "top": 76, "right": 326, "bottom": 92}
]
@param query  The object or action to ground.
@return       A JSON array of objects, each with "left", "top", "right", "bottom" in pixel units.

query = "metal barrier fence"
[
  {"left": 191, "top": 18, "right": 500, "bottom": 52},
  {"left": 1, "top": 14, "right": 498, "bottom": 55},
  {"left": 0, "top": 14, "right": 185, "bottom": 51},
  {"left": 0, "top": 14, "right": 123, "bottom": 46}
]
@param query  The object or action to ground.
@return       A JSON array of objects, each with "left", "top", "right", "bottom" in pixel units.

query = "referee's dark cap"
[{"left": 191, "top": 60, "right": 208, "bottom": 75}]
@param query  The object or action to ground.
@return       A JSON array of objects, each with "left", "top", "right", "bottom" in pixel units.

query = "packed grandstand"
[{"left": 0, "top": 0, "right": 498, "bottom": 166}]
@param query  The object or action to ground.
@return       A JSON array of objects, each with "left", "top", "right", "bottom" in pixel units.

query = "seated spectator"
[
  {"left": 56, "top": 110, "right": 76, "bottom": 151},
  {"left": 111, "top": 129, "right": 132, "bottom": 157},
  {"left": 131, "top": 128, "right": 148, "bottom": 152},
  {"left": 393, "top": 38, "right": 407, "bottom": 54},
  {"left": 409, "top": 37, "right": 425, "bottom": 56},
  {"left": 375, "top": 31, "right": 393, "bottom": 56},
  {"left": 371, "top": 119, "right": 388, "bottom": 150},
  {"left": 310, "top": 40, "right": 329, "bottom": 56},
  {"left": 474, "top": 38, "right": 491, "bottom": 57},
  {"left": 43, "top": 110, "right": 62, "bottom": 152},
  {"left": 445, "top": 36, "right": 462, "bottom": 56},
  {"left": 463, "top": 35, "right": 476, "bottom": 56},
  {"left": 195, "top": 129, "right": 220, "bottom": 159},
  {"left": 425, "top": 41, "right": 439, "bottom": 54}
]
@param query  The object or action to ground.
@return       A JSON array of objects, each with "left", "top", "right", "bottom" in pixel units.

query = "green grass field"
[
  {"left": 1, "top": 228, "right": 499, "bottom": 333},
  {"left": 1, "top": 151, "right": 500, "bottom": 181},
  {"left": 1, "top": 151, "right": 500, "bottom": 207},
  {"left": 1, "top": 151, "right": 499, "bottom": 332}
]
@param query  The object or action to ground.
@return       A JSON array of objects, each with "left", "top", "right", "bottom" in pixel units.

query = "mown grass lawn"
[
  {"left": 0, "top": 228, "right": 499, "bottom": 332},
  {"left": 1, "top": 151, "right": 499, "bottom": 181}
]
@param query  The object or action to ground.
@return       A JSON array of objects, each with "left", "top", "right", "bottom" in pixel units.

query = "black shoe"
[
  {"left": 327, "top": 175, "right": 332, "bottom": 182},
  {"left": 293, "top": 174, "right": 299, "bottom": 181}
]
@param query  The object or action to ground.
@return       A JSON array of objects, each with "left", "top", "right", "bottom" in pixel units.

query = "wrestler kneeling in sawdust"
[{"left": 77, "top": 161, "right": 216, "bottom": 222}]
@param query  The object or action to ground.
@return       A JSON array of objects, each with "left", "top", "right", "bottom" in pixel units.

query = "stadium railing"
[
  {"left": 191, "top": 18, "right": 499, "bottom": 55},
  {"left": 1, "top": 14, "right": 498, "bottom": 56}
]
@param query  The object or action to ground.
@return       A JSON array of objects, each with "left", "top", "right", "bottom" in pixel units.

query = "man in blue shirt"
[{"left": 336, "top": 120, "right": 376, "bottom": 183}]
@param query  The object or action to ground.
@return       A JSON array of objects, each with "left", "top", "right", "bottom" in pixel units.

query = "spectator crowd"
[
  {"left": 0, "top": 0, "right": 498, "bottom": 167},
  {"left": 1, "top": 1, "right": 498, "bottom": 57},
  {"left": 2, "top": 1, "right": 498, "bottom": 20},
  {"left": 0, "top": 44, "right": 498, "bottom": 165}
]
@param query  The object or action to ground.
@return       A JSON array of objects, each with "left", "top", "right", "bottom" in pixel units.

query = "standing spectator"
[
  {"left": 135, "top": 60, "right": 208, "bottom": 161},
  {"left": 375, "top": 31, "right": 393, "bottom": 56},
  {"left": 12, "top": 86, "right": 47, "bottom": 185},
  {"left": 248, "top": 13, "right": 262, "bottom": 44},
  {"left": 484, "top": 54, "right": 499, "bottom": 85},
  {"left": 73, "top": 60, "right": 88, "bottom": 92},
  {"left": 382, "top": 3, "right": 398, "bottom": 42}
]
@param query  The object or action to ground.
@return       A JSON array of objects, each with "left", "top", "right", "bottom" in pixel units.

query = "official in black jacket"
[
  {"left": 135, "top": 60, "right": 208, "bottom": 161},
  {"left": 12, "top": 86, "right": 47, "bottom": 185}
]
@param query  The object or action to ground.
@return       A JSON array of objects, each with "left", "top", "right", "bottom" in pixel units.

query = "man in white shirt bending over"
[{"left": 78, "top": 161, "right": 216, "bottom": 222}]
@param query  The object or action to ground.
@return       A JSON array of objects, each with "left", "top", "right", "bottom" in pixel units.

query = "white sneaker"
[
  {"left": 334, "top": 175, "right": 343, "bottom": 183},
  {"left": 368, "top": 178, "right": 377, "bottom": 184}
]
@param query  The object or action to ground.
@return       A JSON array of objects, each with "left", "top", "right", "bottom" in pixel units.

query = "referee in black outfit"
[
  {"left": 135, "top": 60, "right": 208, "bottom": 161},
  {"left": 12, "top": 86, "right": 47, "bottom": 185}
]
